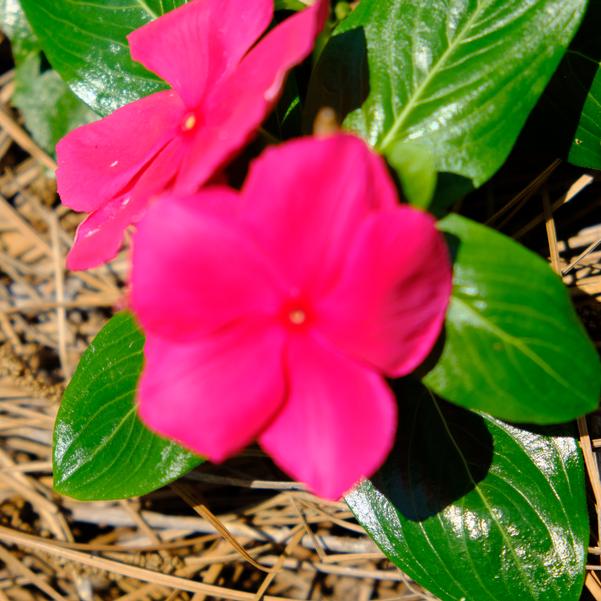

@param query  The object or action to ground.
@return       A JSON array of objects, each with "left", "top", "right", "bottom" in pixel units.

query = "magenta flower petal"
[
  {"left": 128, "top": 0, "right": 273, "bottom": 107},
  {"left": 56, "top": 91, "right": 184, "bottom": 213},
  {"left": 66, "top": 195, "right": 134, "bottom": 271},
  {"left": 139, "top": 323, "right": 286, "bottom": 462},
  {"left": 174, "top": 0, "right": 328, "bottom": 192},
  {"left": 238, "top": 135, "right": 398, "bottom": 295},
  {"left": 259, "top": 335, "right": 397, "bottom": 500},
  {"left": 129, "top": 134, "right": 452, "bottom": 498},
  {"left": 131, "top": 193, "right": 285, "bottom": 342},
  {"left": 59, "top": 0, "right": 326, "bottom": 268},
  {"left": 317, "top": 208, "right": 452, "bottom": 377},
  {"left": 66, "top": 137, "right": 188, "bottom": 270}
]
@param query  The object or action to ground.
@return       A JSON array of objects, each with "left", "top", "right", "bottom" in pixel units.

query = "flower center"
[
  {"left": 281, "top": 298, "right": 312, "bottom": 331},
  {"left": 182, "top": 112, "right": 198, "bottom": 132},
  {"left": 288, "top": 309, "right": 307, "bottom": 326}
]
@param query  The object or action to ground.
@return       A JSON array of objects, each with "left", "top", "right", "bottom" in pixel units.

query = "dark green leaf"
[
  {"left": 19, "top": 0, "right": 191, "bottom": 116},
  {"left": 568, "top": 66, "right": 601, "bottom": 169},
  {"left": 423, "top": 214, "right": 600, "bottom": 423},
  {"left": 563, "top": 0, "right": 601, "bottom": 169},
  {"left": 54, "top": 312, "right": 203, "bottom": 501},
  {"left": 306, "top": 0, "right": 587, "bottom": 186},
  {"left": 346, "top": 382, "right": 588, "bottom": 601}
]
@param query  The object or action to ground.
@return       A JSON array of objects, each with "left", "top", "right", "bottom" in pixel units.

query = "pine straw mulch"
[{"left": 0, "top": 62, "right": 599, "bottom": 601}]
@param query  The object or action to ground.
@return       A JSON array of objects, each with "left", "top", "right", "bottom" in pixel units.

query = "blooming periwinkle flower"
[
  {"left": 130, "top": 135, "right": 453, "bottom": 499},
  {"left": 56, "top": 0, "right": 327, "bottom": 271}
]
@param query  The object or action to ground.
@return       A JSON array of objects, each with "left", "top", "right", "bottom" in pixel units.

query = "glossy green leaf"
[
  {"left": 346, "top": 382, "right": 588, "bottom": 601},
  {"left": 0, "top": 0, "right": 97, "bottom": 153},
  {"left": 386, "top": 141, "right": 437, "bottom": 209},
  {"left": 54, "top": 312, "right": 203, "bottom": 501},
  {"left": 306, "top": 0, "right": 586, "bottom": 187},
  {"left": 19, "top": 0, "right": 191, "bottom": 116},
  {"left": 422, "top": 214, "right": 600, "bottom": 423}
]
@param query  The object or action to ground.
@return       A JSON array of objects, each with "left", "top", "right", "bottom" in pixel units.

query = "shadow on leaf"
[
  {"left": 517, "top": 0, "right": 601, "bottom": 160},
  {"left": 370, "top": 380, "right": 493, "bottom": 521},
  {"left": 304, "top": 26, "right": 369, "bottom": 130}
]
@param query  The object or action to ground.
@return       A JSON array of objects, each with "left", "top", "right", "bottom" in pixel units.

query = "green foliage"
[
  {"left": 385, "top": 141, "right": 437, "bottom": 209},
  {"left": 54, "top": 312, "right": 203, "bottom": 501},
  {"left": 346, "top": 382, "right": 589, "bottom": 601},
  {"left": 424, "top": 214, "right": 601, "bottom": 423},
  {"left": 0, "top": 0, "right": 96, "bottom": 153},
  {"left": 18, "top": 0, "right": 192, "bottom": 116},
  {"left": 307, "top": 0, "right": 587, "bottom": 186}
]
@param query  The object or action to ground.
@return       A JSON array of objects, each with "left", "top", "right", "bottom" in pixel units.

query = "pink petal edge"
[{"left": 317, "top": 207, "right": 452, "bottom": 377}]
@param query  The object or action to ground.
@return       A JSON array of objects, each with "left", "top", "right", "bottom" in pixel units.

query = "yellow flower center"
[{"left": 289, "top": 309, "right": 307, "bottom": 326}]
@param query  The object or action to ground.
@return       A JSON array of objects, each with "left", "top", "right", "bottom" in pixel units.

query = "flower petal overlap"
[
  {"left": 57, "top": 0, "right": 327, "bottom": 270},
  {"left": 130, "top": 135, "right": 453, "bottom": 499}
]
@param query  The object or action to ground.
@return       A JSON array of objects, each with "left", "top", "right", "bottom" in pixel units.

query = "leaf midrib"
[
  {"left": 58, "top": 403, "right": 136, "bottom": 481},
  {"left": 378, "top": 0, "right": 490, "bottom": 151},
  {"left": 431, "top": 394, "right": 540, "bottom": 600}
]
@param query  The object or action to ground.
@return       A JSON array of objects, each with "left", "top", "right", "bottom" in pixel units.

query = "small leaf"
[
  {"left": 19, "top": 0, "right": 191, "bottom": 116},
  {"left": 423, "top": 214, "right": 600, "bottom": 424},
  {"left": 274, "top": 0, "right": 306, "bottom": 11},
  {"left": 346, "top": 382, "right": 588, "bottom": 601},
  {"left": 385, "top": 141, "right": 437, "bottom": 209},
  {"left": 54, "top": 312, "right": 203, "bottom": 501},
  {"left": 306, "top": 0, "right": 587, "bottom": 187}
]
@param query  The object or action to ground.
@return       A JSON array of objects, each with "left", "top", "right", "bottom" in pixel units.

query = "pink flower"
[
  {"left": 130, "top": 135, "right": 452, "bottom": 499},
  {"left": 56, "top": 0, "right": 327, "bottom": 271}
]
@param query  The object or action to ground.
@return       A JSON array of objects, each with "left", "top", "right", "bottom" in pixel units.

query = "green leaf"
[
  {"left": 423, "top": 214, "right": 600, "bottom": 424},
  {"left": 53, "top": 312, "right": 203, "bottom": 501},
  {"left": 12, "top": 54, "right": 97, "bottom": 155},
  {"left": 562, "top": 0, "right": 601, "bottom": 169},
  {"left": 19, "top": 0, "right": 191, "bottom": 117},
  {"left": 0, "top": 0, "right": 97, "bottom": 154},
  {"left": 385, "top": 141, "right": 437, "bottom": 209},
  {"left": 346, "top": 382, "right": 588, "bottom": 601},
  {"left": 274, "top": 0, "right": 306, "bottom": 11},
  {"left": 568, "top": 66, "right": 601, "bottom": 168},
  {"left": 306, "top": 0, "right": 587, "bottom": 187}
]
